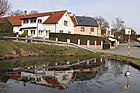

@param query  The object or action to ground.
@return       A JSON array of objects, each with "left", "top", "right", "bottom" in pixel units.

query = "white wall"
[
  {"left": 44, "top": 24, "right": 56, "bottom": 33},
  {"left": 44, "top": 12, "right": 74, "bottom": 34},
  {"left": 13, "top": 26, "right": 22, "bottom": 34},
  {"left": 56, "top": 12, "right": 74, "bottom": 34},
  {"left": 21, "top": 16, "right": 49, "bottom": 28}
]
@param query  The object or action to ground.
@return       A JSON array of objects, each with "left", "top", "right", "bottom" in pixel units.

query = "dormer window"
[
  {"left": 30, "top": 19, "right": 36, "bottom": 23},
  {"left": 38, "top": 19, "right": 42, "bottom": 23},
  {"left": 23, "top": 20, "right": 29, "bottom": 24}
]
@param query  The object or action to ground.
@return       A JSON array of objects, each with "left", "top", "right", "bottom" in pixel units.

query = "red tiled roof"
[
  {"left": 43, "top": 10, "right": 67, "bottom": 24},
  {"left": 10, "top": 73, "right": 21, "bottom": 80},
  {"left": 42, "top": 76, "right": 65, "bottom": 90},
  {"left": 0, "top": 10, "right": 67, "bottom": 26},
  {"left": 8, "top": 16, "right": 23, "bottom": 26},
  {"left": 70, "top": 16, "right": 77, "bottom": 26},
  {"left": 0, "top": 16, "right": 23, "bottom": 26}
]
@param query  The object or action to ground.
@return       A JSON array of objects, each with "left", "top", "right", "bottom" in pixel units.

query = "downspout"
[
  {"left": 37, "top": 19, "right": 39, "bottom": 38},
  {"left": 97, "top": 26, "right": 98, "bottom": 36},
  {"left": 55, "top": 24, "right": 56, "bottom": 33}
]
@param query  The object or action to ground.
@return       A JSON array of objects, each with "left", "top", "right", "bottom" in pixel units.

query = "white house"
[
  {"left": 1, "top": 10, "right": 75, "bottom": 38},
  {"left": 0, "top": 10, "right": 102, "bottom": 37}
]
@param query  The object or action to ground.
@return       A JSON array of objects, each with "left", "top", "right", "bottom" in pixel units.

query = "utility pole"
[{"left": 124, "top": 28, "right": 131, "bottom": 89}]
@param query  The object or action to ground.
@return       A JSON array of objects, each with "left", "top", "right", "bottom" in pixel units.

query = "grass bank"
[
  {"left": 0, "top": 40, "right": 102, "bottom": 60},
  {"left": 102, "top": 54, "right": 140, "bottom": 69}
]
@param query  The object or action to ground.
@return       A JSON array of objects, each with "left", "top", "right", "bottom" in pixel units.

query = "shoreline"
[
  {"left": 0, "top": 40, "right": 140, "bottom": 70},
  {"left": 101, "top": 54, "right": 140, "bottom": 70}
]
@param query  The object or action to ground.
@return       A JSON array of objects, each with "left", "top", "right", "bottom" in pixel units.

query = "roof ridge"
[{"left": 1, "top": 10, "right": 67, "bottom": 18}]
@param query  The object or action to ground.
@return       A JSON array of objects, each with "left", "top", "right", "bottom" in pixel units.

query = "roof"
[
  {"left": 70, "top": 16, "right": 77, "bottom": 26},
  {"left": 7, "top": 16, "right": 23, "bottom": 26},
  {"left": 42, "top": 76, "right": 65, "bottom": 90},
  {"left": 19, "top": 27, "right": 37, "bottom": 31},
  {"left": 0, "top": 10, "right": 67, "bottom": 26},
  {"left": 43, "top": 10, "right": 67, "bottom": 24},
  {"left": 75, "top": 16, "right": 98, "bottom": 27}
]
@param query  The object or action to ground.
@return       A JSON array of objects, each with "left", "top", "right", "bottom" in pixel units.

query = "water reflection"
[{"left": 0, "top": 57, "right": 140, "bottom": 93}]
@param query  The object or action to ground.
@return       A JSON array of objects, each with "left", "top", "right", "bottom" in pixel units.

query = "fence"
[{"left": 1, "top": 36, "right": 97, "bottom": 53}]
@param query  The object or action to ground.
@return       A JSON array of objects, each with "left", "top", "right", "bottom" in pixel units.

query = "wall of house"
[
  {"left": 21, "top": 16, "right": 49, "bottom": 28},
  {"left": 13, "top": 26, "right": 22, "bottom": 34},
  {"left": 74, "top": 26, "right": 101, "bottom": 36},
  {"left": 43, "top": 12, "right": 74, "bottom": 34},
  {"left": 44, "top": 24, "right": 56, "bottom": 33},
  {"left": 12, "top": 12, "right": 75, "bottom": 37},
  {"left": 56, "top": 12, "right": 74, "bottom": 34},
  {"left": 19, "top": 16, "right": 50, "bottom": 37}
]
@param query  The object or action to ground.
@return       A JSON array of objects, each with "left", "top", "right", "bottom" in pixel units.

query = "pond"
[{"left": 0, "top": 57, "right": 140, "bottom": 93}]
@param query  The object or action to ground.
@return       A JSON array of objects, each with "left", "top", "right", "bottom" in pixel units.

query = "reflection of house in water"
[
  {"left": 20, "top": 70, "right": 73, "bottom": 90},
  {"left": 20, "top": 66, "right": 101, "bottom": 90},
  {"left": 0, "top": 58, "right": 108, "bottom": 90}
]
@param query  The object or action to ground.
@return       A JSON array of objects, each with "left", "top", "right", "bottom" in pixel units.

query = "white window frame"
[
  {"left": 30, "top": 30, "right": 35, "bottom": 35},
  {"left": 64, "top": 20, "right": 68, "bottom": 26}
]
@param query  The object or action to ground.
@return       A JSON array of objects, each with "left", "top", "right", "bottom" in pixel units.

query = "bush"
[
  {"left": 49, "top": 33, "right": 105, "bottom": 45},
  {"left": 20, "top": 31, "right": 28, "bottom": 37}
]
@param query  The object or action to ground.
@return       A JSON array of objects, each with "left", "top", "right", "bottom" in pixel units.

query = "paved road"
[{"left": 96, "top": 42, "right": 140, "bottom": 59}]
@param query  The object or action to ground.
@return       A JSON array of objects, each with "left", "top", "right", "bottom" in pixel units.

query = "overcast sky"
[{"left": 10, "top": 0, "right": 140, "bottom": 34}]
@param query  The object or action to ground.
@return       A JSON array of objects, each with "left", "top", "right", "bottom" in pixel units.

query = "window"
[
  {"left": 90, "top": 28, "right": 94, "bottom": 32},
  {"left": 46, "top": 30, "right": 50, "bottom": 34},
  {"left": 59, "top": 30, "right": 63, "bottom": 33},
  {"left": 30, "top": 19, "right": 36, "bottom": 23},
  {"left": 63, "top": 75, "right": 68, "bottom": 81},
  {"left": 68, "top": 31, "right": 71, "bottom": 34},
  {"left": 23, "top": 20, "right": 29, "bottom": 24},
  {"left": 37, "top": 77, "right": 41, "bottom": 82},
  {"left": 39, "top": 30, "right": 43, "bottom": 35},
  {"left": 31, "top": 30, "right": 35, "bottom": 35},
  {"left": 46, "top": 30, "right": 50, "bottom": 36},
  {"left": 64, "top": 20, "right": 68, "bottom": 26},
  {"left": 38, "top": 19, "right": 42, "bottom": 23},
  {"left": 81, "top": 27, "right": 85, "bottom": 32}
]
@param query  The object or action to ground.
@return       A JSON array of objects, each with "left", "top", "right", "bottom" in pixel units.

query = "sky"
[{"left": 9, "top": 0, "right": 140, "bottom": 34}]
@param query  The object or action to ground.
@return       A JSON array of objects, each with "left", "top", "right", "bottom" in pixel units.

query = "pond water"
[{"left": 0, "top": 57, "right": 140, "bottom": 93}]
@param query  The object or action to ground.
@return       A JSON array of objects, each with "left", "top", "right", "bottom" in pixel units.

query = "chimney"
[{"left": 24, "top": 11, "right": 27, "bottom": 15}]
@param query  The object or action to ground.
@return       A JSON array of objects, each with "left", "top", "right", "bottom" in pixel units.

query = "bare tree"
[
  {"left": 94, "top": 16, "right": 109, "bottom": 35},
  {"left": 8, "top": 9, "right": 24, "bottom": 16},
  {"left": 30, "top": 10, "right": 39, "bottom": 14},
  {"left": 0, "top": 0, "right": 11, "bottom": 17},
  {"left": 8, "top": 10, "right": 39, "bottom": 16},
  {"left": 112, "top": 17, "right": 124, "bottom": 32}
]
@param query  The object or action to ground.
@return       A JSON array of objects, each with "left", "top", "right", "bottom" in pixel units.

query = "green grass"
[
  {"left": 0, "top": 40, "right": 102, "bottom": 59},
  {"left": 0, "top": 41, "right": 14, "bottom": 54},
  {"left": 0, "top": 40, "right": 103, "bottom": 72}
]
